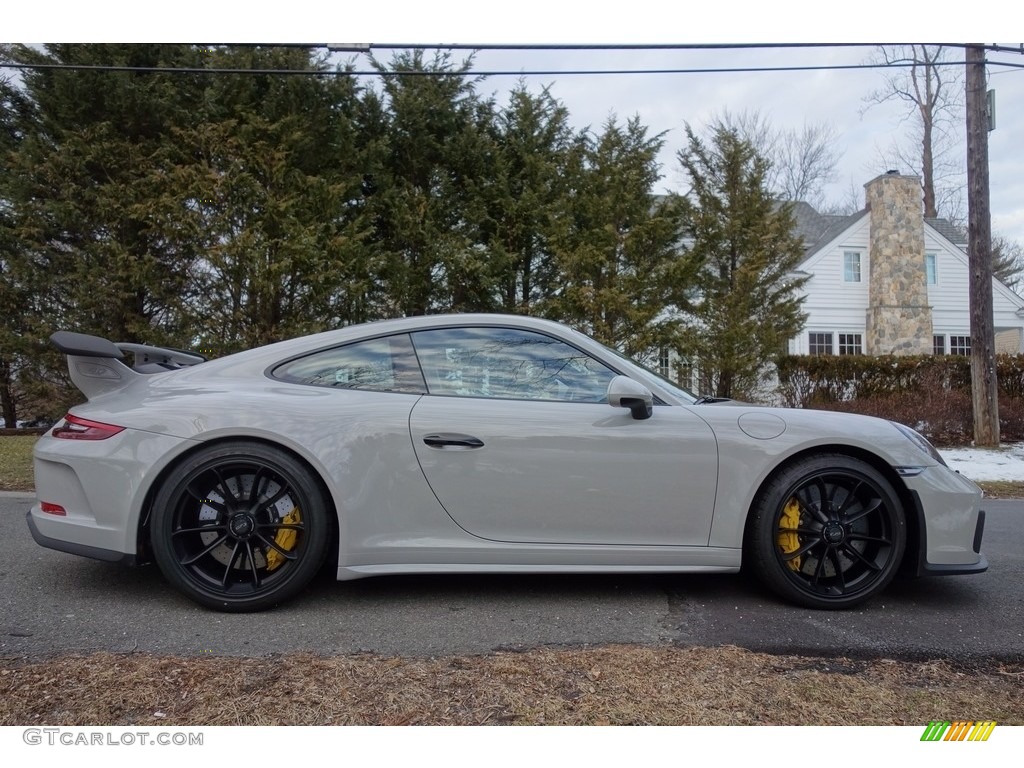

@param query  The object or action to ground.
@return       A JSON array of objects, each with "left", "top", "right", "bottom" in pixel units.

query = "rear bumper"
[
  {"left": 30, "top": 427, "right": 194, "bottom": 561},
  {"left": 26, "top": 511, "right": 138, "bottom": 565}
]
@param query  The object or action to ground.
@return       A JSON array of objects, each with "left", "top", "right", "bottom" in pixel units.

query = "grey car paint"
[{"left": 28, "top": 313, "right": 984, "bottom": 608}]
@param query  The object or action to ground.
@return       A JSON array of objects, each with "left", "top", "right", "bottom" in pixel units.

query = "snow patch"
[{"left": 939, "top": 443, "right": 1024, "bottom": 481}]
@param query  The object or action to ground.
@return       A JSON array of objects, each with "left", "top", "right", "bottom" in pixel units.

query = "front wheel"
[
  {"left": 746, "top": 454, "right": 906, "bottom": 610},
  {"left": 150, "top": 442, "right": 331, "bottom": 612}
]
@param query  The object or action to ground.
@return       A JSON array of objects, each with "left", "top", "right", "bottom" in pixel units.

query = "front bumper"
[
  {"left": 921, "top": 509, "right": 987, "bottom": 575},
  {"left": 903, "top": 465, "right": 988, "bottom": 576}
]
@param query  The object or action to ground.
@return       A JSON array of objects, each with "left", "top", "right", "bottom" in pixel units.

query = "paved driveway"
[{"left": 2, "top": 494, "right": 1021, "bottom": 660}]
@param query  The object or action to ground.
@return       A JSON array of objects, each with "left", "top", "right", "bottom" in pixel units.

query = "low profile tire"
[
  {"left": 746, "top": 454, "right": 906, "bottom": 610},
  {"left": 150, "top": 442, "right": 331, "bottom": 612}
]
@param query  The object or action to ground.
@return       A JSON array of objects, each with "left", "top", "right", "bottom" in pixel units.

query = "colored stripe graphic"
[
  {"left": 945, "top": 721, "right": 972, "bottom": 740},
  {"left": 920, "top": 720, "right": 996, "bottom": 741},
  {"left": 968, "top": 721, "right": 997, "bottom": 741}
]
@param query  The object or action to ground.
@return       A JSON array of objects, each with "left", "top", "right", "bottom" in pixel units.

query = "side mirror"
[{"left": 607, "top": 375, "right": 654, "bottom": 420}]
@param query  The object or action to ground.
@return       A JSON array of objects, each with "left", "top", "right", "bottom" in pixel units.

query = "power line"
[
  {"left": 228, "top": 42, "right": 998, "bottom": 52},
  {"left": 2, "top": 42, "right": 1019, "bottom": 78},
  {"left": 3, "top": 59, "right": 1017, "bottom": 78}
]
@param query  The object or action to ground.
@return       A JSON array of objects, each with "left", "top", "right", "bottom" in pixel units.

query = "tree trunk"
[{"left": 0, "top": 359, "right": 17, "bottom": 428}]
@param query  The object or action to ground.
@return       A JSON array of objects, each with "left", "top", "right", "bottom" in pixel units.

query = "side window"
[
  {"left": 411, "top": 327, "right": 616, "bottom": 402},
  {"left": 272, "top": 334, "right": 426, "bottom": 394}
]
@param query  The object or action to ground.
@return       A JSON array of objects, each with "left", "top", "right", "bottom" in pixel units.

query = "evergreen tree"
[
  {"left": 8, "top": 44, "right": 208, "bottom": 346},
  {"left": 0, "top": 60, "right": 33, "bottom": 425},
  {"left": 476, "top": 84, "right": 574, "bottom": 313},
  {"left": 543, "top": 116, "right": 692, "bottom": 361},
  {"left": 362, "top": 50, "right": 495, "bottom": 316},
  {"left": 173, "top": 46, "right": 370, "bottom": 350},
  {"left": 3, "top": 44, "right": 210, "bottom": 420},
  {"left": 677, "top": 124, "right": 808, "bottom": 400}
]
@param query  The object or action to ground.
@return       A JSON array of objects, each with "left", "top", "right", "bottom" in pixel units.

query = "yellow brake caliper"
[
  {"left": 265, "top": 507, "right": 301, "bottom": 572},
  {"left": 777, "top": 498, "right": 802, "bottom": 571}
]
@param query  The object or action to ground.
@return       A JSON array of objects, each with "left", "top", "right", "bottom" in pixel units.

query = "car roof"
[{"left": 173, "top": 314, "right": 598, "bottom": 380}]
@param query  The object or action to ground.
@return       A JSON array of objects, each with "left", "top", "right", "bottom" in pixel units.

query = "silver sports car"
[{"left": 28, "top": 314, "right": 986, "bottom": 612}]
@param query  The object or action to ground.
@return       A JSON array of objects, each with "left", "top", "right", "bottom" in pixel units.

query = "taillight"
[
  {"left": 51, "top": 413, "right": 125, "bottom": 440},
  {"left": 40, "top": 502, "right": 67, "bottom": 516}
]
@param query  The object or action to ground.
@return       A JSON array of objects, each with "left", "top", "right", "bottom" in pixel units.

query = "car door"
[{"left": 408, "top": 326, "right": 719, "bottom": 546}]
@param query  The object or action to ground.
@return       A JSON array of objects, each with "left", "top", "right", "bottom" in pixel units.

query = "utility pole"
[{"left": 965, "top": 44, "right": 999, "bottom": 446}]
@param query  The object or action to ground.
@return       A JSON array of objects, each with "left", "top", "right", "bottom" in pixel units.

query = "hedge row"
[
  {"left": 776, "top": 354, "right": 1024, "bottom": 446},
  {"left": 776, "top": 354, "right": 1024, "bottom": 406}
]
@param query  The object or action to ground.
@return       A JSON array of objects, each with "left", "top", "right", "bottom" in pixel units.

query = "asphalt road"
[{"left": 2, "top": 493, "right": 1021, "bottom": 661}]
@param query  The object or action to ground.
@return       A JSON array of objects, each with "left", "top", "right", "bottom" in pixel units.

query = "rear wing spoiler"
[{"left": 51, "top": 331, "right": 207, "bottom": 400}]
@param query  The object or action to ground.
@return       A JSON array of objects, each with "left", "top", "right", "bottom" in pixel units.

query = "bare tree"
[
  {"left": 863, "top": 45, "right": 964, "bottom": 219},
  {"left": 818, "top": 179, "right": 863, "bottom": 216},
  {"left": 774, "top": 121, "right": 842, "bottom": 205},
  {"left": 992, "top": 235, "right": 1024, "bottom": 293},
  {"left": 707, "top": 109, "right": 842, "bottom": 209}
]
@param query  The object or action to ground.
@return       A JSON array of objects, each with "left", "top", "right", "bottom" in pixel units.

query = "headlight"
[{"left": 891, "top": 422, "right": 947, "bottom": 466}]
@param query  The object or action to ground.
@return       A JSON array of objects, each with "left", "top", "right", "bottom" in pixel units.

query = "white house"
[{"left": 787, "top": 171, "right": 1024, "bottom": 357}]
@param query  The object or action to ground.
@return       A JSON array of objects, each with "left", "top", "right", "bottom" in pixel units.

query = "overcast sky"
[{"left": 11, "top": 2, "right": 1024, "bottom": 240}]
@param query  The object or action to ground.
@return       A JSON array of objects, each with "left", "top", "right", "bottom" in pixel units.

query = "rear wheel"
[
  {"left": 150, "top": 442, "right": 331, "bottom": 612},
  {"left": 746, "top": 454, "right": 906, "bottom": 609}
]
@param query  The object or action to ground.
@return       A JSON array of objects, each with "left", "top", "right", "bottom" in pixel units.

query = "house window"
[
  {"left": 676, "top": 357, "right": 697, "bottom": 392},
  {"left": 658, "top": 348, "right": 671, "bottom": 379},
  {"left": 843, "top": 251, "right": 862, "bottom": 283},
  {"left": 950, "top": 336, "right": 971, "bottom": 356},
  {"left": 838, "top": 334, "right": 863, "bottom": 355},
  {"left": 809, "top": 332, "right": 833, "bottom": 355},
  {"left": 933, "top": 335, "right": 946, "bottom": 355},
  {"left": 925, "top": 252, "right": 937, "bottom": 285}
]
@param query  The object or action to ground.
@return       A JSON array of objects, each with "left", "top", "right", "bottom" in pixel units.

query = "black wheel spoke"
[
  {"left": 221, "top": 541, "right": 242, "bottom": 587},
  {"left": 173, "top": 524, "right": 227, "bottom": 537},
  {"left": 847, "top": 533, "right": 892, "bottom": 545},
  {"left": 836, "top": 481, "right": 864, "bottom": 516},
  {"left": 782, "top": 539, "right": 821, "bottom": 562},
  {"left": 811, "top": 548, "right": 828, "bottom": 586},
  {"left": 256, "top": 484, "right": 292, "bottom": 515},
  {"left": 256, "top": 532, "right": 299, "bottom": 561},
  {"left": 845, "top": 497, "right": 882, "bottom": 524},
  {"left": 841, "top": 543, "right": 882, "bottom": 571},
  {"left": 795, "top": 488, "right": 829, "bottom": 524},
  {"left": 248, "top": 467, "right": 268, "bottom": 506},
  {"left": 212, "top": 467, "right": 238, "bottom": 505},
  {"left": 184, "top": 484, "right": 224, "bottom": 509},
  {"left": 827, "top": 548, "right": 847, "bottom": 591},
  {"left": 245, "top": 542, "right": 261, "bottom": 588},
  {"left": 813, "top": 478, "right": 831, "bottom": 512},
  {"left": 180, "top": 533, "right": 229, "bottom": 565}
]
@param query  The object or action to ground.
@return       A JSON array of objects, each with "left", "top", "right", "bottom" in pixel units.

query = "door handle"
[{"left": 423, "top": 433, "right": 485, "bottom": 449}]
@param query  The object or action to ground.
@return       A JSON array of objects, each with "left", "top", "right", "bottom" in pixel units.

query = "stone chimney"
[{"left": 864, "top": 171, "right": 933, "bottom": 355}]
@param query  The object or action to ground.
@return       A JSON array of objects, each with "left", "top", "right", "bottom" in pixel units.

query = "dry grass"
[
  {"left": 976, "top": 480, "right": 1024, "bottom": 499},
  {"left": 1, "top": 646, "right": 1021, "bottom": 726},
  {"left": 0, "top": 435, "right": 37, "bottom": 491}
]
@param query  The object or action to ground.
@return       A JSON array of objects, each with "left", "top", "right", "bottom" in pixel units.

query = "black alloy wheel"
[
  {"left": 150, "top": 442, "right": 330, "bottom": 612},
  {"left": 747, "top": 454, "right": 906, "bottom": 609}
]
